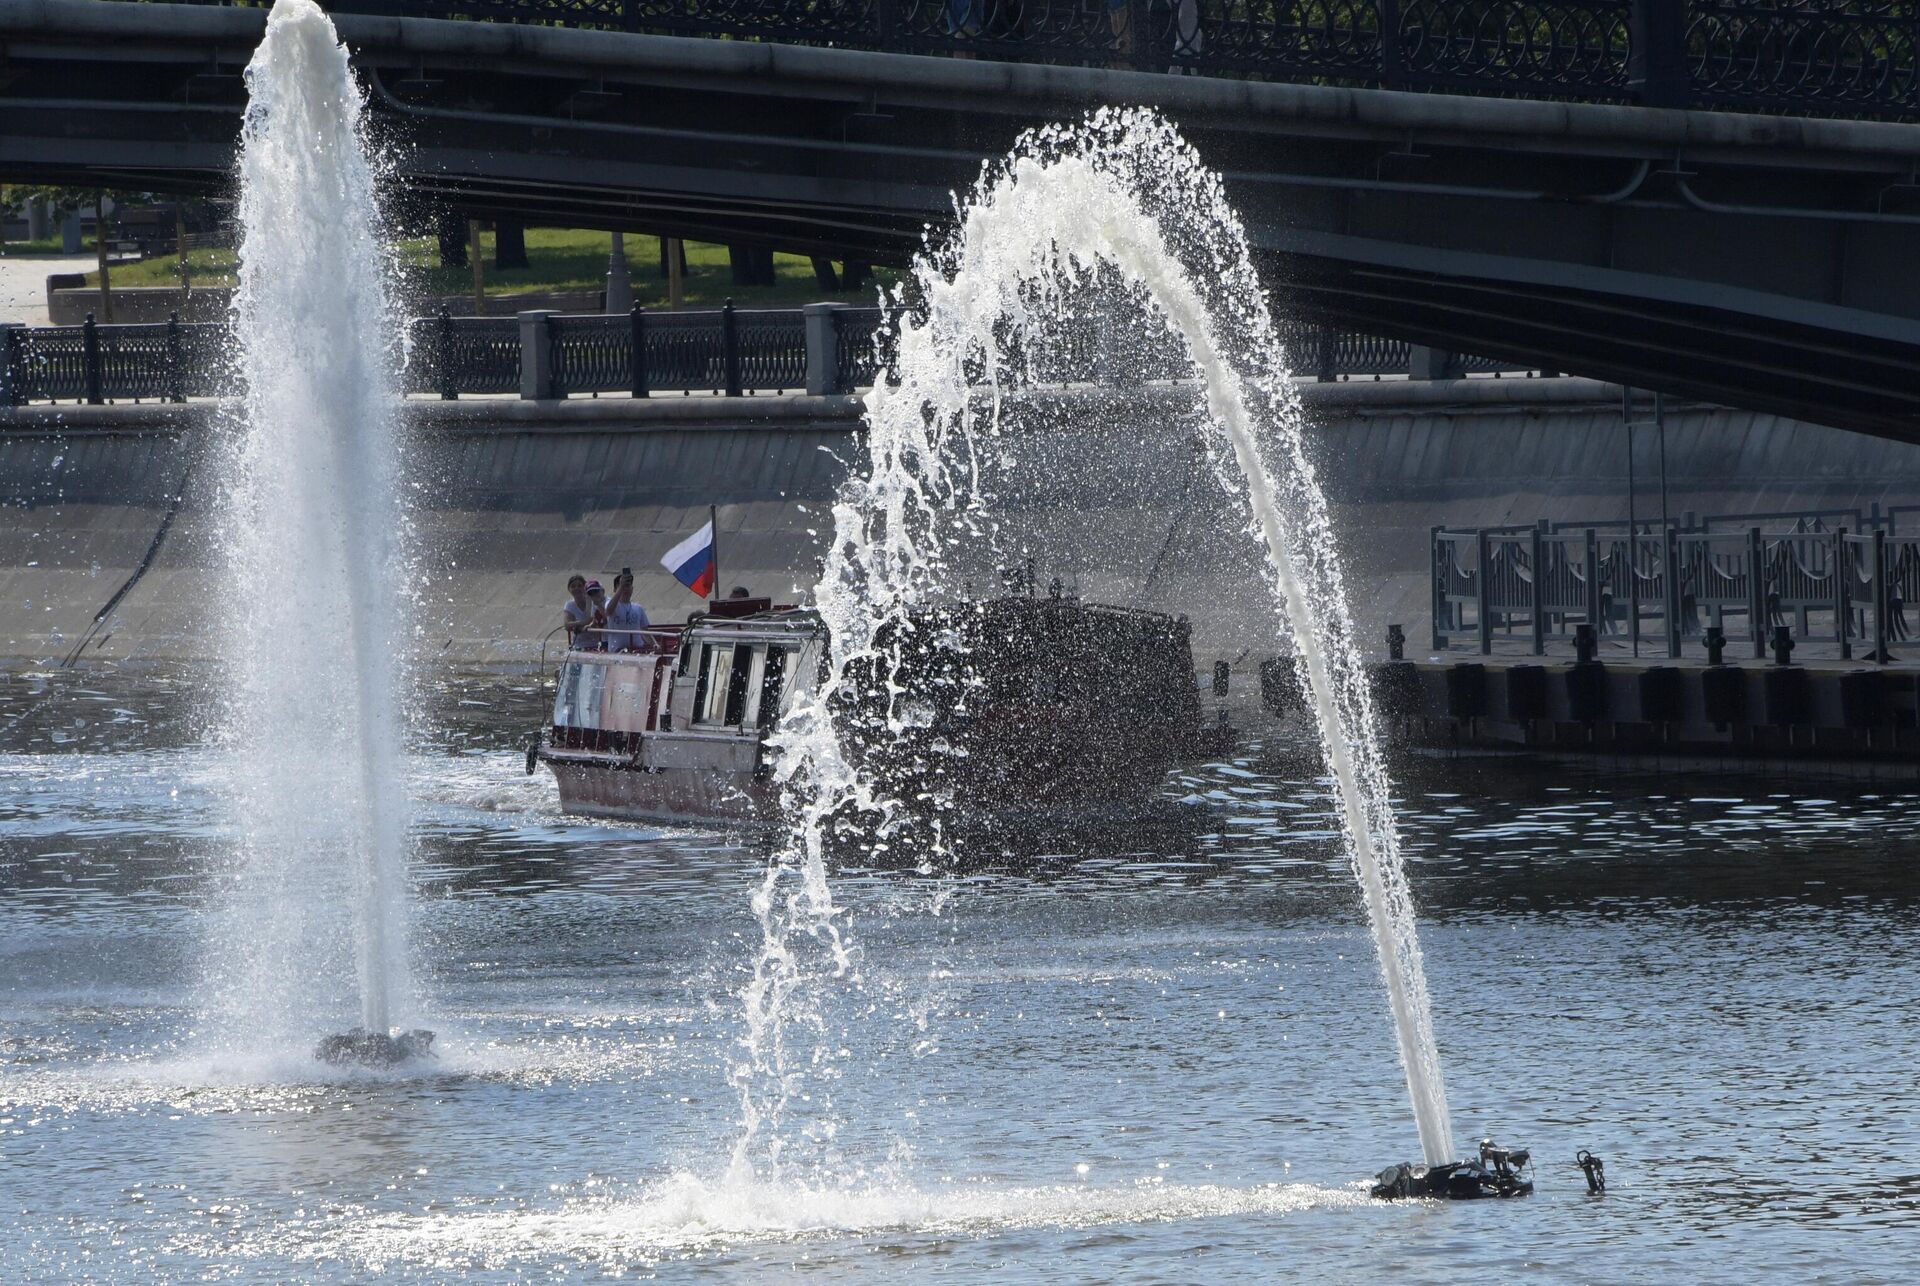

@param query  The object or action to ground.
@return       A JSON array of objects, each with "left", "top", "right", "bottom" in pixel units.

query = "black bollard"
[
  {"left": 1212, "top": 660, "right": 1230, "bottom": 697},
  {"left": 1574, "top": 622, "right": 1598, "bottom": 664},
  {"left": 1771, "top": 625, "right": 1795, "bottom": 666},
  {"left": 1577, "top": 1150, "right": 1606, "bottom": 1195},
  {"left": 1387, "top": 623, "right": 1406, "bottom": 661},
  {"left": 1704, "top": 625, "right": 1725, "bottom": 666}
]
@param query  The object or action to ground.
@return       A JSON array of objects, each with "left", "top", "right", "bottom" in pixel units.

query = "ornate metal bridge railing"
[{"left": 139, "top": 0, "right": 1920, "bottom": 120}]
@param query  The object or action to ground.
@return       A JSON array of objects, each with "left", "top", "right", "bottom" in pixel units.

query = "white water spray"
[
  {"left": 210, "top": 0, "right": 414, "bottom": 1045},
  {"left": 747, "top": 109, "right": 1453, "bottom": 1166}
]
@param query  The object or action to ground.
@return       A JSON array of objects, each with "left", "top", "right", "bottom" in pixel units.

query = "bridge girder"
[{"left": 3, "top": 1, "right": 1919, "bottom": 439}]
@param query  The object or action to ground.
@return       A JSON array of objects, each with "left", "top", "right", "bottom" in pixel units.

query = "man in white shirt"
[{"left": 604, "top": 570, "right": 652, "bottom": 652}]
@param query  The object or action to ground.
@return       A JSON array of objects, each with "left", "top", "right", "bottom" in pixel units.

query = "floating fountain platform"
[
  {"left": 1371, "top": 1140, "right": 1533, "bottom": 1200},
  {"left": 314, "top": 1028, "right": 435, "bottom": 1068}
]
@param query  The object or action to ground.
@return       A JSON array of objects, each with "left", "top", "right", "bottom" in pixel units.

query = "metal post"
[
  {"left": 1628, "top": 532, "right": 1642, "bottom": 659},
  {"left": 1624, "top": 386, "right": 1639, "bottom": 657},
  {"left": 1835, "top": 527, "right": 1851, "bottom": 660},
  {"left": 1430, "top": 525, "right": 1446, "bottom": 651},
  {"left": 721, "top": 297, "right": 743, "bottom": 397},
  {"left": 165, "top": 311, "right": 184, "bottom": 403},
  {"left": 83, "top": 313, "right": 103, "bottom": 405},
  {"left": 604, "top": 230, "right": 631, "bottom": 314},
  {"left": 803, "top": 302, "right": 845, "bottom": 396},
  {"left": 470, "top": 218, "right": 487, "bottom": 316},
  {"left": 1655, "top": 391, "right": 1670, "bottom": 537},
  {"left": 1873, "top": 528, "right": 1889, "bottom": 663},
  {"left": 1585, "top": 525, "right": 1601, "bottom": 634},
  {"left": 629, "top": 304, "right": 649, "bottom": 398},
  {"left": 1125, "top": 0, "right": 1151, "bottom": 70},
  {"left": 1378, "top": 0, "right": 1404, "bottom": 89},
  {"left": 0, "top": 323, "right": 24, "bottom": 407},
  {"left": 1476, "top": 528, "right": 1493, "bottom": 656},
  {"left": 1315, "top": 325, "right": 1336, "bottom": 382},
  {"left": 1664, "top": 526, "right": 1681, "bottom": 658},
  {"left": 1629, "top": 0, "right": 1688, "bottom": 108},
  {"left": 1531, "top": 526, "right": 1546, "bottom": 656},
  {"left": 438, "top": 306, "right": 456, "bottom": 400},
  {"left": 175, "top": 205, "right": 191, "bottom": 299},
  {"left": 516, "top": 309, "right": 558, "bottom": 400},
  {"left": 1749, "top": 526, "right": 1766, "bottom": 659},
  {"left": 1409, "top": 346, "right": 1458, "bottom": 380}
]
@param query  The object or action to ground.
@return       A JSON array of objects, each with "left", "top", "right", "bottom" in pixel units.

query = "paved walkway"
[{"left": 0, "top": 253, "right": 92, "bottom": 326}]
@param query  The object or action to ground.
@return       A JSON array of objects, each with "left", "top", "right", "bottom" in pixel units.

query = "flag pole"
[{"left": 709, "top": 503, "right": 719, "bottom": 603}]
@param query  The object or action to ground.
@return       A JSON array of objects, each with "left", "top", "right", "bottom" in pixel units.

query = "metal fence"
[
  {"left": 1434, "top": 514, "right": 1920, "bottom": 662},
  {"left": 2, "top": 306, "right": 1538, "bottom": 407},
  {"left": 126, "top": 0, "right": 1920, "bottom": 120}
]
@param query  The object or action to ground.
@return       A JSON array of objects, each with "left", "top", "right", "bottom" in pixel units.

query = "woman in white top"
[{"left": 562, "top": 575, "right": 606, "bottom": 649}]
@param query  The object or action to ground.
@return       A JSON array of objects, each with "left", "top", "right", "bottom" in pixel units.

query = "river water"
[{"left": 3, "top": 665, "right": 1917, "bottom": 1282}]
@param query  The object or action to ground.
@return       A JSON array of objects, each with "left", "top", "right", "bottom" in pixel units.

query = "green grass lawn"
[
  {"left": 77, "top": 227, "right": 892, "bottom": 309},
  {"left": 0, "top": 238, "right": 89, "bottom": 257}
]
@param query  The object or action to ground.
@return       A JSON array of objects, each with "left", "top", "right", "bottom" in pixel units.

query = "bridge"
[{"left": 4, "top": 0, "right": 1920, "bottom": 439}]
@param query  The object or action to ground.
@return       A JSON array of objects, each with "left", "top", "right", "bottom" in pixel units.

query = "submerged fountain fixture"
[
  {"left": 1372, "top": 1140, "right": 1535, "bottom": 1201},
  {"left": 732, "top": 108, "right": 1514, "bottom": 1181},
  {"left": 213, "top": 0, "right": 429, "bottom": 1068}
]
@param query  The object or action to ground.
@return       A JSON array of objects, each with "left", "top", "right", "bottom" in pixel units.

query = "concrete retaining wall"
[{"left": 6, "top": 379, "right": 1920, "bottom": 665}]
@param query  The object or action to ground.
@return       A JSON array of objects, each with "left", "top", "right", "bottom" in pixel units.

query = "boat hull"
[{"left": 546, "top": 755, "right": 775, "bottom": 826}]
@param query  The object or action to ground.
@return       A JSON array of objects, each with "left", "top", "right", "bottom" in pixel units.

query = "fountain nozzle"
[
  {"left": 314, "top": 1027, "right": 436, "bottom": 1068},
  {"left": 1370, "top": 1137, "right": 1534, "bottom": 1200}
]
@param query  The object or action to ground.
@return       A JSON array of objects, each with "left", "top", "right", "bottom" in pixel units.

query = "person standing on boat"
[
  {"left": 562, "top": 574, "right": 596, "bottom": 649},
  {"left": 581, "top": 580, "right": 610, "bottom": 650},
  {"left": 605, "top": 570, "right": 652, "bottom": 652}
]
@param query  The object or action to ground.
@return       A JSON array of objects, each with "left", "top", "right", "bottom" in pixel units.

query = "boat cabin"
[
  {"left": 533, "top": 594, "right": 1223, "bottom": 827},
  {"left": 539, "top": 607, "right": 825, "bottom": 822}
]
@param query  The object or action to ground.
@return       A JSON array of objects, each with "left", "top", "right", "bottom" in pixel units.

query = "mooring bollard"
[
  {"left": 1387, "top": 623, "right": 1405, "bottom": 661},
  {"left": 1704, "top": 625, "right": 1726, "bottom": 666},
  {"left": 1574, "top": 622, "right": 1598, "bottom": 664},
  {"left": 1771, "top": 624, "right": 1795, "bottom": 666}
]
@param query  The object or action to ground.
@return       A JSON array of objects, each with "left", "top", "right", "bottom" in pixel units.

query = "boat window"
[
  {"left": 554, "top": 661, "right": 605, "bottom": 730},
  {"left": 738, "top": 647, "right": 771, "bottom": 728},
  {"left": 723, "top": 645, "right": 758, "bottom": 726},
  {"left": 551, "top": 661, "right": 580, "bottom": 726},
  {"left": 757, "top": 647, "right": 789, "bottom": 729},
  {"left": 695, "top": 643, "right": 734, "bottom": 726}
]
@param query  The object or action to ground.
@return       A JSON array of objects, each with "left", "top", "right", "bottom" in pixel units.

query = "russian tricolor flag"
[{"left": 661, "top": 518, "right": 716, "bottom": 598}]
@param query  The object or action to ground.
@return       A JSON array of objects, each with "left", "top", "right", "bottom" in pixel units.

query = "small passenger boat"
[{"left": 528, "top": 592, "right": 1230, "bottom": 827}]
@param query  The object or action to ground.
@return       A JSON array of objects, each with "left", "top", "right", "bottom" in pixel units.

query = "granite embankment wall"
[{"left": 5, "top": 380, "right": 1920, "bottom": 664}]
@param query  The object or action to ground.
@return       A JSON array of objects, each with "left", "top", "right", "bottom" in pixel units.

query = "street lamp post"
[{"left": 605, "top": 231, "right": 632, "bottom": 314}]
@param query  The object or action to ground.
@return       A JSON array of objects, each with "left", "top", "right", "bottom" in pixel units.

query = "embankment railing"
[
  {"left": 1435, "top": 517, "right": 1920, "bottom": 663},
  {"left": 1, "top": 308, "right": 1536, "bottom": 407}
]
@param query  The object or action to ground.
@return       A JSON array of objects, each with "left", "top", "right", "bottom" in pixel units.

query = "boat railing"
[{"left": 567, "top": 624, "right": 686, "bottom": 654}]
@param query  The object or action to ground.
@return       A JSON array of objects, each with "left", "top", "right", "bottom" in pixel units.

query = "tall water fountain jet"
[
  {"left": 753, "top": 109, "right": 1454, "bottom": 1168},
  {"left": 209, "top": 0, "right": 423, "bottom": 1063}
]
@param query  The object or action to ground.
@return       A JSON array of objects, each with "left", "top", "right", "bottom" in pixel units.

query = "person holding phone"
[{"left": 605, "top": 568, "right": 652, "bottom": 652}]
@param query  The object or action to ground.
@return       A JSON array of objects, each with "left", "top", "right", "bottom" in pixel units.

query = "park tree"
[
  {"left": 1, "top": 184, "right": 155, "bottom": 322},
  {"left": 494, "top": 221, "right": 529, "bottom": 271}
]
